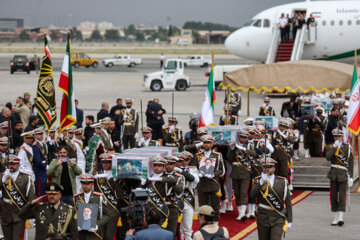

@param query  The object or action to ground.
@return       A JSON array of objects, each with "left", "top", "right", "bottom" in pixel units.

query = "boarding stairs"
[{"left": 266, "top": 23, "right": 316, "bottom": 64}]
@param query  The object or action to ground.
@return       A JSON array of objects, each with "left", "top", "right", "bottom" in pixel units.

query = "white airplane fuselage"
[{"left": 225, "top": 1, "right": 360, "bottom": 62}]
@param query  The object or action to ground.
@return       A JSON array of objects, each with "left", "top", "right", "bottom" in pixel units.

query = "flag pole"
[{"left": 352, "top": 49, "right": 360, "bottom": 193}]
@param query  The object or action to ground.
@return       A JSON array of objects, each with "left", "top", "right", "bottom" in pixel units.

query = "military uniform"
[
  {"left": 19, "top": 182, "right": 79, "bottom": 240},
  {"left": 1, "top": 155, "right": 35, "bottom": 240},
  {"left": 162, "top": 119, "right": 184, "bottom": 151},
  {"left": 0, "top": 137, "right": 9, "bottom": 173},
  {"left": 73, "top": 174, "right": 113, "bottom": 240},
  {"left": 137, "top": 128, "right": 160, "bottom": 147},
  {"left": 325, "top": 129, "right": 353, "bottom": 226},
  {"left": 94, "top": 154, "right": 120, "bottom": 240},
  {"left": 306, "top": 113, "right": 328, "bottom": 157},
  {"left": 250, "top": 159, "right": 292, "bottom": 240},
  {"left": 259, "top": 105, "right": 275, "bottom": 116},
  {"left": 118, "top": 103, "right": 139, "bottom": 149},
  {"left": 195, "top": 136, "right": 224, "bottom": 221},
  {"left": 225, "top": 90, "right": 241, "bottom": 116},
  {"left": 219, "top": 114, "right": 236, "bottom": 126},
  {"left": 17, "top": 131, "right": 35, "bottom": 180}
]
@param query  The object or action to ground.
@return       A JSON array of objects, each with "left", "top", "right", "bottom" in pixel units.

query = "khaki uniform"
[
  {"left": 136, "top": 138, "right": 160, "bottom": 148},
  {"left": 306, "top": 116, "right": 328, "bottom": 157},
  {"left": 250, "top": 175, "right": 292, "bottom": 240},
  {"left": 326, "top": 144, "right": 353, "bottom": 212},
  {"left": 259, "top": 106, "right": 275, "bottom": 116},
  {"left": 195, "top": 151, "right": 224, "bottom": 221},
  {"left": 162, "top": 126, "right": 184, "bottom": 151},
  {"left": 227, "top": 143, "right": 257, "bottom": 206},
  {"left": 271, "top": 131, "right": 295, "bottom": 178},
  {"left": 73, "top": 191, "right": 113, "bottom": 240},
  {"left": 225, "top": 91, "right": 241, "bottom": 116},
  {"left": 1, "top": 171, "right": 35, "bottom": 240},
  {"left": 118, "top": 109, "right": 139, "bottom": 149},
  {"left": 0, "top": 153, "right": 6, "bottom": 173},
  {"left": 65, "top": 138, "right": 78, "bottom": 159},
  {"left": 98, "top": 130, "right": 113, "bottom": 151},
  {"left": 19, "top": 201, "right": 78, "bottom": 240}
]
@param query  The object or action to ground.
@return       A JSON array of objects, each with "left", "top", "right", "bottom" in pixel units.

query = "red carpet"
[{"left": 192, "top": 190, "right": 313, "bottom": 240}]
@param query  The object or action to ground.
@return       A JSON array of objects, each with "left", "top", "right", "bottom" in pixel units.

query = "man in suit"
[
  {"left": 19, "top": 182, "right": 79, "bottom": 240},
  {"left": 199, "top": 158, "right": 214, "bottom": 175},
  {"left": 1, "top": 154, "right": 35, "bottom": 240},
  {"left": 97, "top": 102, "right": 110, "bottom": 122},
  {"left": 75, "top": 99, "right": 84, "bottom": 128},
  {"left": 250, "top": 158, "right": 292, "bottom": 240},
  {"left": 326, "top": 128, "right": 353, "bottom": 226},
  {"left": 73, "top": 173, "right": 113, "bottom": 240},
  {"left": 125, "top": 207, "right": 173, "bottom": 240},
  {"left": 32, "top": 127, "right": 48, "bottom": 197}
]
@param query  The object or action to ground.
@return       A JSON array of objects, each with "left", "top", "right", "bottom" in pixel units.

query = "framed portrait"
[
  {"left": 301, "top": 104, "right": 315, "bottom": 118},
  {"left": 198, "top": 157, "right": 216, "bottom": 175},
  {"left": 254, "top": 116, "right": 279, "bottom": 131},
  {"left": 207, "top": 126, "right": 238, "bottom": 145},
  {"left": 117, "top": 159, "right": 143, "bottom": 179},
  {"left": 77, "top": 203, "right": 98, "bottom": 231}
]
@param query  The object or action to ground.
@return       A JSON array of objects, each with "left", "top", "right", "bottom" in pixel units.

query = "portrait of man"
[
  {"left": 77, "top": 203, "right": 98, "bottom": 231},
  {"left": 117, "top": 159, "right": 142, "bottom": 178},
  {"left": 199, "top": 158, "right": 215, "bottom": 175}
]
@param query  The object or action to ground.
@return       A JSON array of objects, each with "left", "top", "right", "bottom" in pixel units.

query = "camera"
[
  {"left": 61, "top": 157, "right": 69, "bottom": 163},
  {"left": 120, "top": 188, "right": 149, "bottom": 232}
]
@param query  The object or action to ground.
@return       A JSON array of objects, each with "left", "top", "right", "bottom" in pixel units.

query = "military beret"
[{"left": 45, "top": 182, "right": 64, "bottom": 194}]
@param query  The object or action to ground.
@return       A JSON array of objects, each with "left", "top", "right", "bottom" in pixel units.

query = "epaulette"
[
  {"left": 21, "top": 146, "right": 25, "bottom": 150},
  {"left": 255, "top": 176, "right": 261, "bottom": 179},
  {"left": 33, "top": 141, "right": 38, "bottom": 145},
  {"left": 93, "top": 192, "right": 103, "bottom": 196},
  {"left": 74, "top": 192, "right": 83, "bottom": 196}
]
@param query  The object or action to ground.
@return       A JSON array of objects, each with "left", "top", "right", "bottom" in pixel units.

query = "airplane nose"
[{"left": 224, "top": 31, "right": 238, "bottom": 55}]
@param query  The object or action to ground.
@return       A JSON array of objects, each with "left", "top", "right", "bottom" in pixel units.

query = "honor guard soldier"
[
  {"left": 46, "top": 127, "right": 58, "bottom": 164},
  {"left": 326, "top": 129, "right": 353, "bottom": 226},
  {"left": 184, "top": 127, "right": 208, "bottom": 157},
  {"left": 118, "top": 98, "right": 139, "bottom": 150},
  {"left": 0, "top": 121, "right": 9, "bottom": 138},
  {"left": 195, "top": 135, "right": 225, "bottom": 222},
  {"left": 259, "top": 97, "right": 275, "bottom": 116},
  {"left": 219, "top": 107, "right": 236, "bottom": 125},
  {"left": 225, "top": 89, "right": 241, "bottom": 116},
  {"left": 244, "top": 118, "right": 253, "bottom": 126},
  {"left": 94, "top": 153, "right": 120, "bottom": 240},
  {"left": 19, "top": 182, "right": 78, "bottom": 240},
  {"left": 250, "top": 158, "right": 292, "bottom": 240},
  {"left": 302, "top": 97, "right": 312, "bottom": 158},
  {"left": 1, "top": 155, "right": 35, "bottom": 240},
  {"left": 18, "top": 131, "right": 35, "bottom": 180},
  {"left": 60, "top": 126, "right": 78, "bottom": 159},
  {"left": 137, "top": 127, "right": 160, "bottom": 147},
  {"left": 32, "top": 127, "right": 48, "bottom": 197},
  {"left": 227, "top": 130, "right": 257, "bottom": 221},
  {"left": 179, "top": 151, "right": 199, "bottom": 240},
  {"left": 0, "top": 137, "right": 9, "bottom": 173},
  {"left": 73, "top": 173, "right": 113, "bottom": 240},
  {"left": 306, "top": 105, "right": 328, "bottom": 157},
  {"left": 280, "top": 92, "right": 301, "bottom": 120},
  {"left": 99, "top": 117, "right": 113, "bottom": 151},
  {"left": 86, "top": 123, "right": 106, "bottom": 174},
  {"left": 271, "top": 118, "right": 295, "bottom": 178},
  {"left": 163, "top": 117, "right": 184, "bottom": 151},
  {"left": 74, "top": 128, "right": 86, "bottom": 193}
]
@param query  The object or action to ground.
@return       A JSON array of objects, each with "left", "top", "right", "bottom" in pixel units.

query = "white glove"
[
  {"left": 78, "top": 226, "right": 82, "bottom": 231},
  {"left": 237, "top": 110, "right": 241, "bottom": 116},
  {"left": 134, "top": 133, "right": 139, "bottom": 139},
  {"left": 0, "top": 190, "right": 2, "bottom": 198},
  {"left": 123, "top": 115, "right": 128, "bottom": 120},
  {"left": 287, "top": 222, "right": 292, "bottom": 230},
  {"left": 238, "top": 146, "right": 246, "bottom": 151},
  {"left": 260, "top": 173, "right": 268, "bottom": 186},
  {"left": 141, "top": 178, "right": 147, "bottom": 185},
  {"left": 278, "top": 130, "right": 287, "bottom": 139},
  {"left": 89, "top": 225, "right": 98, "bottom": 233},
  {"left": 262, "top": 103, "right": 267, "bottom": 108},
  {"left": 205, "top": 174, "right": 214, "bottom": 179},
  {"left": 196, "top": 142, "right": 204, "bottom": 148},
  {"left": 138, "top": 139, "right": 145, "bottom": 146},
  {"left": 198, "top": 173, "right": 204, "bottom": 178},
  {"left": 348, "top": 178, "right": 354, "bottom": 187},
  {"left": 148, "top": 177, "right": 162, "bottom": 182},
  {"left": 2, "top": 169, "right": 11, "bottom": 183},
  {"left": 174, "top": 167, "right": 182, "bottom": 173}
]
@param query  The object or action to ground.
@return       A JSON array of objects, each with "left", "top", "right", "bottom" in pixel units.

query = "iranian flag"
[
  {"left": 59, "top": 33, "right": 77, "bottom": 133},
  {"left": 347, "top": 53, "right": 360, "bottom": 134},
  {"left": 199, "top": 67, "right": 216, "bottom": 127}
]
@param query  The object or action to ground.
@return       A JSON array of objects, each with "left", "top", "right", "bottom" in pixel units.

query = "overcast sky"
[{"left": 0, "top": 0, "right": 350, "bottom": 28}]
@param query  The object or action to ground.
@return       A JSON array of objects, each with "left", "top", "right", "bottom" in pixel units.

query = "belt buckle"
[{"left": 9, "top": 199, "right": 13, "bottom": 205}]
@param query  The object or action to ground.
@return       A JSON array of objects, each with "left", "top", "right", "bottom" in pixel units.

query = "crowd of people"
[
  {"left": 279, "top": 12, "right": 316, "bottom": 42},
  {"left": 0, "top": 89, "right": 354, "bottom": 240}
]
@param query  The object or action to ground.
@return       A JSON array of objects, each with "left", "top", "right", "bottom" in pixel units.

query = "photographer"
[
  {"left": 47, "top": 145, "right": 82, "bottom": 204},
  {"left": 125, "top": 206, "right": 173, "bottom": 240},
  {"left": 184, "top": 113, "right": 200, "bottom": 145}
]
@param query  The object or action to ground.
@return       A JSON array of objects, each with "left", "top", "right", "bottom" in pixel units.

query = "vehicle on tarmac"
[
  {"left": 102, "top": 55, "right": 142, "bottom": 68},
  {"left": 183, "top": 55, "right": 211, "bottom": 67},
  {"left": 206, "top": 65, "right": 252, "bottom": 90},
  {"left": 144, "top": 59, "right": 190, "bottom": 91},
  {"left": 10, "top": 55, "right": 31, "bottom": 74},
  {"left": 71, "top": 53, "right": 99, "bottom": 68}
]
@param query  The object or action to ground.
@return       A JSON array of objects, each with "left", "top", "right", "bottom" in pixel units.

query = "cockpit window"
[
  {"left": 263, "top": 19, "right": 270, "bottom": 27},
  {"left": 243, "top": 20, "right": 255, "bottom": 27},
  {"left": 253, "top": 19, "right": 262, "bottom": 27}
]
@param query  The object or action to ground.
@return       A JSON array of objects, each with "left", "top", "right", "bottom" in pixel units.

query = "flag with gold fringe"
[{"left": 35, "top": 34, "right": 57, "bottom": 130}]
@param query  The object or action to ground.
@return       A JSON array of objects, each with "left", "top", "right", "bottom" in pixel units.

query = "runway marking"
[{"left": 231, "top": 191, "right": 313, "bottom": 240}]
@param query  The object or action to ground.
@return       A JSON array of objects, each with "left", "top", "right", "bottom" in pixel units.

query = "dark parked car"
[{"left": 10, "top": 55, "right": 31, "bottom": 74}]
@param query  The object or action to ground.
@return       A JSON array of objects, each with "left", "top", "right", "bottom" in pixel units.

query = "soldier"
[
  {"left": 227, "top": 130, "right": 256, "bottom": 221},
  {"left": 225, "top": 89, "right": 241, "bottom": 117},
  {"left": 18, "top": 131, "right": 35, "bottom": 180},
  {"left": 86, "top": 123, "right": 105, "bottom": 174},
  {"left": 271, "top": 119, "right": 295, "bottom": 178},
  {"left": 179, "top": 151, "right": 199, "bottom": 240},
  {"left": 219, "top": 107, "right": 236, "bottom": 125},
  {"left": 244, "top": 117, "right": 253, "bottom": 126},
  {"left": 184, "top": 127, "right": 207, "bottom": 156},
  {"left": 99, "top": 117, "right": 113, "bottom": 151},
  {"left": 0, "top": 121, "right": 9, "bottom": 138},
  {"left": 32, "top": 128, "right": 48, "bottom": 197},
  {"left": 163, "top": 117, "right": 184, "bottom": 151},
  {"left": 195, "top": 135, "right": 224, "bottom": 222},
  {"left": 60, "top": 126, "right": 78, "bottom": 159},
  {"left": 19, "top": 182, "right": 78, "bottom": 240},
  {"left": 73, "top": 173, "right": 113, "bottom": 240},
  {"left": 118, "top": 98, "right": 139, "bottom": 150},
  {"left": 0, "top": 137, "right": 8, "bottom": 173},
  {"left": 280, "top": 92, "right": 301, "bottom": 120},
  {"left": 1, "top": 154, "right": 35, "bottom": 240},
  {"left": 325, "top": 129, "right": 353, "bottom": 226},
  {"left": 250, "top": 158, "right": 293, "bottom": 240},
  {"left": 74, "top": 128, "right": 86, "bottom": 192},
  {"left": 46, "top": 127, "right": 58, "bottom": 164},
  {"left": 94, "top": 153, "right": 120, "bottom": 240},
  {"left": 306, "top": 105, "right": 328, "bottom": 157},
  {"left": 259, "top": 97, "right": 275, "bottom": 116},
  {"left": 302, "top": 97, "right": 312, "bottom": 158},
  {"left": 137, "top": 127, "right": 160, "bottom": 147}
]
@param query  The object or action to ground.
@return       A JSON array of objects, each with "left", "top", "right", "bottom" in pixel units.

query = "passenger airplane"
[{"left": 225, "top": 0, "right": 360, "bottom": 63}]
